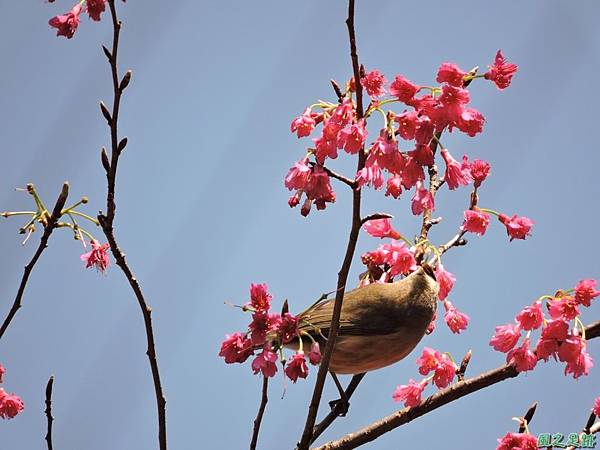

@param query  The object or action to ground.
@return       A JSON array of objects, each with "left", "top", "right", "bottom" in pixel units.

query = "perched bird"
[{"left": 290, "top": 264, "right": 438, "bottom": 375}]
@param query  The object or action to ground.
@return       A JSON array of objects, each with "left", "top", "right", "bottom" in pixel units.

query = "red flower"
[
  {"left": 251, "top": 348, "right": 278, "bottom": 378},
  {"left": 290, "top": 108, "right": 317, "bottom": 138},
  {"left": 360, "top": 70, "right": 386, "bottom": 98},
  {"left": 379, "top": 241, "right": 417, "bottom": 277},
  {"left": 411, "top": 181, "right": 434, "bottom": 216},
  {"left": 484, "top": 50, "right": 518, "bottom": 90},
  {"left": 433, "top": 355, "right": 456, "bottom": 389},
  {"left": 248, "top": 283, "right": 272, "bottom": 312},
  {"left": 507, "top": 338, "right": 537, "bottom": 372},
  {"left": 498, "top": 214, "right": 534, "bottom": 240},
  {"left": 496, "top": 432, "right": 537, "bottom": 450},
  {"left": 219, "top": 332, "right": 254, "bottom": 364},
  {"left": 356, "top": 162, "right": 384, "bottom": 191},
  {"left": 363, "top": 218, "right": 401, "bottom": 240},
  {"left": 400, "top": 155, "right": 425, "bottom": 190},
  {"left": 469, "top": 159, "right": 491, "bottom": 188},
  {"left": 0, "top": 364, "right": 4, "bottom": 384},
  {"left": 395, "top": 111, "right": 419, "bottom": 140},
  {"left": 86, "top": 0, "right": 106, "bottom": 21},
  {"left": 392, "top": 379, "right": 427, "bottom": 408},
  {"left": 548, "top": 295, "right": 580, "bottom": 321},
  {"left": 385, "top": 175, "right": 403, "bottom": 199},
  {"left": 49, "top": 4, "right": 82, "bottom": 39},
  {"left": 308, "top": 343, "right": 322, "bottom": 366},
  {"left": 456, "top": 107, "right": 485, "bottom": 137},
  {"left": 338, "top": 119, "right": 367, "bottom": 155},
  {"left": 81, "top": 240, "right": 110, "bottom": 273},
  {"left": 443, "top": 300, "right": 469, "bottom": 334},
  {"left": 277, "top": 313, "right": 299, "bottom": 344},
  {"left": 0, "top": 389, "right": 25, "bottom": 420},
  {"left": 593, "top": 397, "right": 600, "bottom": 417},
  {"left": 515, "top": 301, "right": 543, "bottom": 331},
  {"left": 248, "top": 312, "right": 280, "bottom": 346},
  {"left": 389, "top": 75, "right": 420, "bottom": 103},
  {"left": 441, "top": 148, "right": 472, "bottom": 190},
  {"left": 285, "top": 158, "right": 311, "bottom": 191},
  {"left": 285, "top": 352, "right": 309, "bottom": 383},
  {"left": 535, "top": 319, "right": 569, "bottom": 361},
  {"left": 436, "top": 62, "right": 467, "bottom": 87},
  {"left": 435, "top": 264, "right": 456, "bottom": 301},
  {"left": 490, "top": 323, "right": 521, "bottom": 353},
  {"left": 462, "top": 209, "right": 490, "bottom": 236},
  {"left": 564, "top": 342, "right": 593, "bottom": 379},
  {"left": 574, "top": 279, "right": 600, "bottom": 307}
]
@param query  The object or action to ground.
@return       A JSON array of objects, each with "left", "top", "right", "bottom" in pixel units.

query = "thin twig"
[
  {"left": 360, "top": 213, "right": 393, "bottom": 226},
  {"left": 310, "top": 374, "right": 366, "bottom": 445},
  {"left": 438, "top": 188, "right": 478, "bottom": 256},
  {"left": 456, "top": 350, "right": 472, "bottom": 382},
  {"left": 296, "top": 1, "right": 366, "bottom": 447},
  {"left": 97, "top": 2, "right": 167, "bottom": 449},
  {"left": 320, "top": 165, "right": 356, "bottom": 189},
  {"left": 0, "top": 182, "right": 69, "bottom": 342},
  {"left": 45, "top": 376, "right": 55, "bottom": 450},
  {"left": 249, "top": 376, "right": 269, "bottom": 450},
  {"left": 565, "top": 410, "right": 599, "bottom": 450},
  {"left": 313, "top": 321, "right": 600, "bottom": 450},
  {"left": 517, "top": 402, "right": 538, "bottom": 433}
]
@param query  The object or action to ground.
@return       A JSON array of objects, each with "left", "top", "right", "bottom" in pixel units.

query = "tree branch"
[
  {"left": 97, "top": 2, "right": 167, "bottom": 449},
  {"left": 296, "top": 1, "right": 366, "bottom": 447},
  {"left": 45, "top": 375, "right": 55, "bottom": 450},
  {"left": 313, "top": 321, "right": 600, "bottom": 450},
  {"left": 565, "top": 409, "right": 599, "bottom": 450},
  {"left": 249, "top": 376, "right": 269, "bottom": 450},
  {"left": 0, "top": 182, "right": 69, "bottom": 342}
]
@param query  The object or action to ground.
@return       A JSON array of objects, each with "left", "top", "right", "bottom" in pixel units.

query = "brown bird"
[{"left": 290, "top": 264, "right": 438, "bottom": 375}]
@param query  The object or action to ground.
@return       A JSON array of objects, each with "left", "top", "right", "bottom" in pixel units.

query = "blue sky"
[{"left": 1, "top": 1, "right": 599, "bottom": 449}]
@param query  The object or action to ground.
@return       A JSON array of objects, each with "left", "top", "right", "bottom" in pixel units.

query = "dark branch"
[
  {"left": 297, "top": 1, "right": 366, "bottom": 447},
  {"left": 320, "top": 165, "right": 356, "bottom": 189},
  {"left": 360, "top": 213, "right": 393, "bottom": 226},
  {"left": 565, "top": 408, "right": 599, "bottom": 450},
  {"left": 310, "top": 374, "right": 366, "bottom": 445},
  {"left": 249, "top": 376, "right": 269, "bottom": 450},
  {"left": 97, "top": 2, "right": 167, "bottom": 449},
  {"left": 456, "top": 350, "right": 472, "bottom": 382},
  {"left": 313, "top": 321, "right": 600, "bottom": 450},
  {"left": 45, "top": 376, "right": 55, "bottom": 450},
  {"left": 518, "top": 402, "right": 537, "bottom": 433},
  {"left": 0, "top": 182, "right": 69, "bottom": 342}
]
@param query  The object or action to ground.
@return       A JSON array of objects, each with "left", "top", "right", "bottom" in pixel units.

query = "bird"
[{"left": 289, "top": 264, "right": 439, "bottom": 375}]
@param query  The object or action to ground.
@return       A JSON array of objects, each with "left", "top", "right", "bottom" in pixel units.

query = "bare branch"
[
  {"left": 313, "top": 321, "right": 600, "bottom": 450},
  {"left": 456, "top": 350, "right": 472, "bottom": 382},
  {"left": 45, "top": 376, "right": 55, "bottom": 450},
  {"left": 517, "top": 402, "right": 537, "bottom": 433},
  {"left": 249, "top": 376, "right": 269, "bottom": 450},
  {"left": 97, "top": 2, "right": 167, "bottom": 449},
  {"left": 0, "top": 182, "right": 69, "bottom": 342}
]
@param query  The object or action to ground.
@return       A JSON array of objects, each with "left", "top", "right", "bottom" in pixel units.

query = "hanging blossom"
[
  {"left": 490, "top": 279, "right": 597, "bottom": 377},
  {"left": 496, "top": 432, "right": 537, "bottom": 450},
  {"left": 0, "top": 365, "right": 24, "bottom": 420},
  {"left": 81, "top": 239, "right": 110, "bottom": 273}
]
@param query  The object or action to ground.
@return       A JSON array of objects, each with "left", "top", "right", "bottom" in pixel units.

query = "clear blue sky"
[{"left": 1, "top": 1, "right": 599, "bottom": 449}]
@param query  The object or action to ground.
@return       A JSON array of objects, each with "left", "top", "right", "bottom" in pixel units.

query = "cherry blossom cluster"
[
  {"left": 392, "top": 347, "right": 458, "bottom": 407},
  {"left": 490, "top": 280, "right": 599, "bottom": 377},
  {"left": 219, "top": 284, "right": 322, "bottom": 383},
  {"left": 47, "top": 0, "right": 126, "bottom": 39},
  {"left": 285, "top": 51, "right": 517, "bottom": 217},
  {"left": 495, "top": 432, "right": 537, "bottom": 450},
  {"left": 361, "top": 218, "right": 470, "bottom": 335},
  {"left": 0, "top": 364, "right": 25, "bottom": 420},
  {"left": 1, "top": 185, "right": 111, "bottom": 273}
]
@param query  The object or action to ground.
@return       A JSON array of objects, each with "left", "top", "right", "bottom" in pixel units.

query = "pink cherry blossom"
[
  {"left": 498, "top": 214, "right": 534, "bottom": 241},
  {"left": 248, "top": 283, "right": 272, "bottom": 312},
  {"left": 456, "top": 107, "right": 485, "bottom": 137},
  {"left": 392, "top": 379, "right": 427, "bottom": 408},
  {"left": 557, "top": 333, "right": 585, "bottom": 364},
  {"left": 219, "top": 332, "right": 254, "bottom": 364},
  {"left": 462, "top": 209, "right": 490, "bottom": 236},
  {"left": 416, "top": 347, "right": 441, "bottom": 376},
  {"left": 290, "top": 108, "right": 317, "bottom": 138},
  {"left": 593, "top": 397, "right": 600, "bottom": 417},
  {"left": 469, "top": 159, "right": 491, "bottom": 187},
  {"left": 426, "top": 314, "right": 436, "bottom": 335},
  {"left": 360, "top": 70, "right": 386, "bottom": 98},
  {"left": 81, "top": 239, "right": 110, "bottom": 273},
  {"left": 363, "top": 218, "right": 401, "bottom": 240},
  {"left": 285, "top": 352, "right": 309, "bottom": 383},
  {"left": 251, "top": 348, "right": 278, "bottom": 378},
  {"left": 284, "top": 158, "right": 311, "bottom": 190},
  {"left": 385, "top": 175, "right": 403, "bottom": 199},
  {"left": 277, "top": 313, "right": 299, "bottom": 344},
  {"left": 435, "top": 85, "right": 470, "bottom": 129},
  {"left": 515, "top": 301, "right": 543, "bottom": 331},
  {"left": 400, "top": 155, "right": 425, "bottom": 190},
  {"left": 305, "top": 165, "right": 336, "bottom": 207},
  {"left": 564, "top": 342, "right": 593, "bottom": 379},
  {"left": 314, "top": 127, "right": 339, "bottom": 163},
  {"left": 412, "top": 144, "right": 434, "bottom": 167},
  {"left": 436, "top": 62, "right": 467, "bottom": 87},
  {"left": 86, "top": 0, "right": 106, "bottom": 21},
  {"left": 535, "top": 319, "right": 569, "bottom": 361},
  {"left": 395, "top": 111, "right": 419, "bottom": 140},
  {"left": 248, "top": 312, "right": 280, "bottom": 346},
  {"left": 574, "top": 279, "right": 600, "bottom": 307},
  {"left": 490, "top": 323, "right": 521, "bottom": 353},
  {"left": 496, "top": 432, "right": 537, "bottom": 450},
  {"left": 0, "top": 389, "right": 24, "bottom": 420},
  {"left": 0, "top": 364, "right": 4, "bottom": 384},
  {"left": 379, "top": 241, "right": 417, "bottom": 277},
  {"left": 548, "top": 295, "right": 580, "bottom": 321},
  {"left": 506, "top": 338, "right": 537, "bottom": 372},
  {"left": 356, "top": 162, "right": 384, "bottom": 190},
  {"left": 443, "top": 301, "right": 469, "bottom": 334},
  {"left": 308, "top": 342, "right": 322, "bottom": 365},
  {"left": 338, "top": 119, "right": 367, "bottom": 154},
  {"left": 411, "top": 181, "right": 435, "bottom": 216},
  {"left": 433, "top": 355, "right": 456, "bottom": 389},
  {"left": 435, "top": 264, "right": 455, "bottom": 301},
  {"left": 389, "top": 75, "right": 420, "bottom": 103},
  {"left": 49, "top": 4, "right": 82, "bottom": 39},
  {"left": 484, "top": 50, "right": 518, "bottom": 90},
  {"left": 329, "top": 99, "right": 355, "bottom": 128},
  {"left": 441, "top": 148, "right": 472, "bottom": 190}
]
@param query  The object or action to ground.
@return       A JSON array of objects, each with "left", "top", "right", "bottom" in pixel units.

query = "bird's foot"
[{"left": 328, "top": 398, "right": 350, "bottom": 417}]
